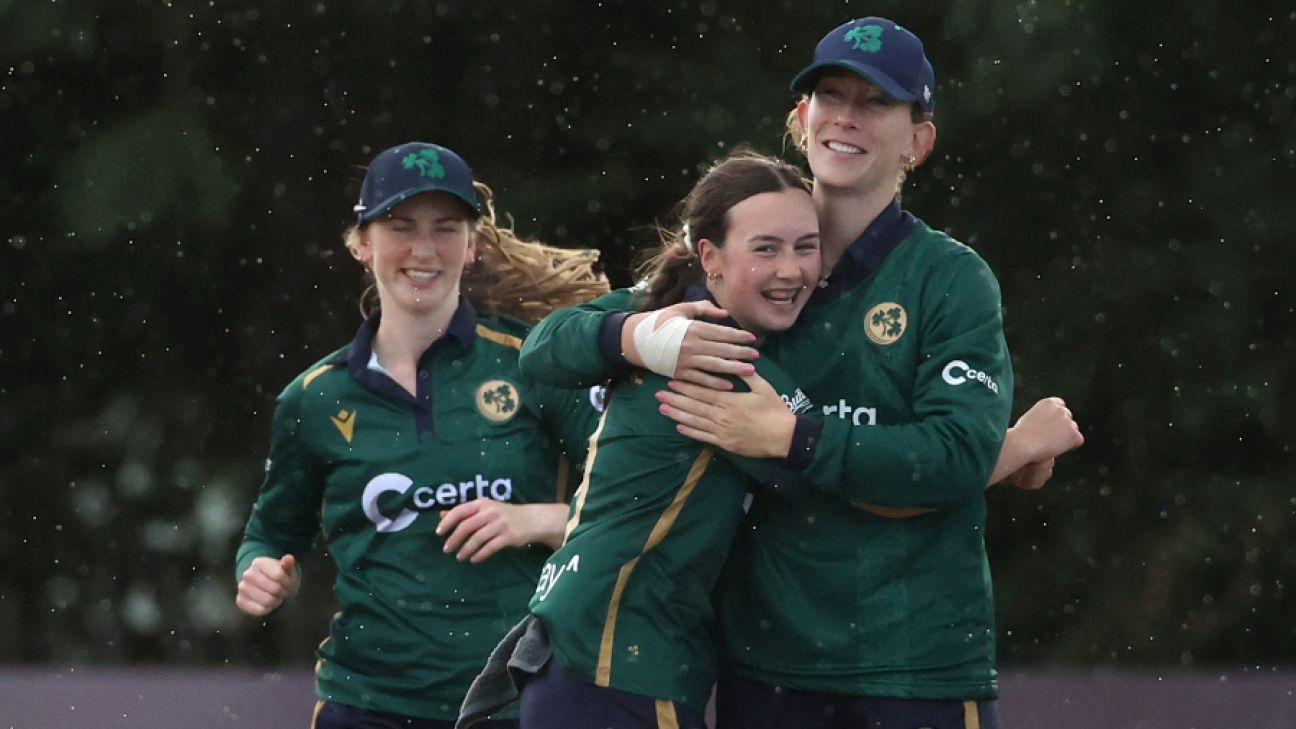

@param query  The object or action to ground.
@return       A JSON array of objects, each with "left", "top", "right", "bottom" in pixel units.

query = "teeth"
[
  {"left": 405, "top": 270, "right": 438, "bottom": 281},
  {"left": 764, "top": 290, "right": 798, "bottom": 303},
  {"left": 826, "top": 141, "right": 863, "bottom": 154}
]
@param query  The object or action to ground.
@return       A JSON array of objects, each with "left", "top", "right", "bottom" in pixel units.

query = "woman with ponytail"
[
  {"left": 494, "top": 149, "right": 820, "bottom": 729},
  {"left": 234, "top": 142, "right": 609, "bottom": 729}
]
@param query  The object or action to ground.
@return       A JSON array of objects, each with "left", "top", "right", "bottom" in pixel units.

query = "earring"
[{"left": 706, "top": 272, "right": 720, "bottom": 281}]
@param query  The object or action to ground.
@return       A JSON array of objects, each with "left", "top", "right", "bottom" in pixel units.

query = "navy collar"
[
  {"left": 813, "top": 201, "right": 917, "bottom": 303},
  {"left": 333, "top": 297, "right": 479, "bottom": 409}
]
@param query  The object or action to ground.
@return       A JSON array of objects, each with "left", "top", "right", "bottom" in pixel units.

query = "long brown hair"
[
  {"left": 634, "top": 149, "right": 811, "bottom": 311},
  {"left": 343, "top": 182, "right": 609, "bottom": 323}
]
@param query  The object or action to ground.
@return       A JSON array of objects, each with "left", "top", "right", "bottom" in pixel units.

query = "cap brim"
[
  {"left": 789, "top": 60, "right": 917, "bottom": 104},
  {"left": 358, "top": 185, "right": 482, "bottom": 223}
]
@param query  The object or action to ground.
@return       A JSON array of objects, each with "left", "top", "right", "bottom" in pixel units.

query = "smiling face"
[
  {"left": 698, "top": 188, "right": 821, "bottom": 338},
  {"left": 797, "top": 70, "right": 935, "bottom": 198},
  {"left": 350, "top": 191, "right": 477, "bottom": 320}
]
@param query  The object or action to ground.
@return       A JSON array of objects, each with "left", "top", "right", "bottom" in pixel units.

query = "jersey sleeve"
[
  {"left": 802, "top": 252, "right": 1014, "bottom": 507},
  {"left": 518, "top": 287, "right": 638, "bottom": 387},
  {"left": 526, "top": 378, "right": 604, "bottom": 480},
  {"left": 234, "top": 388, "right": 326, "bottom": 580}
]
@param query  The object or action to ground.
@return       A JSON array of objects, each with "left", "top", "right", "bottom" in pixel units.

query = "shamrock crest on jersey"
[
  {"left": 402, "top": 148, "right": 446, "bottom": 179},
  {"left": 865, "top": 302, "right": 907, "bottom": 345},
  {"left": 844, "top": 24, "right": 883, "bottom": 53},
  {"left": 476, "top": 379, "right": 519, "bottom": 422}
]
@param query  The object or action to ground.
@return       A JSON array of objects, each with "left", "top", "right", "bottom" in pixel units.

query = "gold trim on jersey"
[
  {"left": 850, "top": 500, "right": 936, "bottom": 519},
  {"left": 303, "top": 364, "right": 335, "bottom": 389},
  {"left": 476, "top": 324, "right": 523, "bottom": 350},
  {"left": 310, "top": 698, "right": 326, "bottom": 728},
  {"left": 595, "top": 449, "right": 715, "bottom": 687},
  {"left": 655, "top": 698, "right": 681, "bottom": 729},
  {"left": 564, "top": 406, "right": 611, "bottom": 539},
  {"left": 964, "top": 700, "right": 981, "bottom": 729}
]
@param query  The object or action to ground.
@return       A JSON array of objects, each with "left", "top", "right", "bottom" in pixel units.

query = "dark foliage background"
[{"left": 2, "top": 0, "right": 1292, "bottom": 670}]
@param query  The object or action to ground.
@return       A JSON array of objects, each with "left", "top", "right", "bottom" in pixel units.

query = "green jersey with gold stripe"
[
  {"left": 235, "top": 300, "right": 599, "bottom": 721},
  {"left": 528, "top": 353, "right": 812, "bottom": 715},
  {"left": 518, "top": 208, "right": 1014, "bottom": 701}
]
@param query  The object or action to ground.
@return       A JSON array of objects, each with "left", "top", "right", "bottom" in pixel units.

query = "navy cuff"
[
  {"left": 598, "top": 312, "right": 633, "bottom": 367},
  {"left": 783, "top": 413, "right": 823, "bottom": 472}
]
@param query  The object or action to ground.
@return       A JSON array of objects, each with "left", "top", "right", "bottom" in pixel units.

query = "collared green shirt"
[
  {"left": 518, "top": 216, "right": 1013, "bottom": 700},
  {"left": 529, "top": 356, "right": 811, "bottom": 714},
  {"left": 236, "top": 301, "right": 599, "bottom": 720}
]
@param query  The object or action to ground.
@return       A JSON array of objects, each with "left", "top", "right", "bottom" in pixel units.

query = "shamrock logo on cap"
[
  {"left": 402, "top": 148, "right": 446, "bottom": 179},
  {"left": 844, "top": 24, "right": 883, "bottom": 52}
]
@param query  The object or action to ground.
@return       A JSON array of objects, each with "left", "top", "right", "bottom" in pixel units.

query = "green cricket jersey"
[
  {"left": 236, "top": 299, "right": 600, "bottom": 721},
  {"left": 528, "top": 348, "right": 812, "bottom": 714},
  {"left": 518, "top": 205, "right": 1013, "bottom": 700}
]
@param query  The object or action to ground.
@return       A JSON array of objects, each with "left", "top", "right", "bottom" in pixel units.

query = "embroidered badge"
[
  {"left": 864, "top": 302, "right": 907, "bottom": 345},
  {"left": 402, "top": 148, "right": 446, "bottom": 179},
  {"left": 476, "top": 380, "right": 520, "bottom": 423},
  {"left": 845, "top": 24, "right": 883, "bottom": 52}
]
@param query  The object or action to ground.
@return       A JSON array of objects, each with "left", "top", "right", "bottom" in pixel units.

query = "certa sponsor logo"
[
  {"left": 361, "top": 472, "right": 514, "bottom": 533},
  {"left": 822, "top": 399, "right": 877, "bottom": 425},
  {"left": 941, "top": 359, "right": 1000, "bottom": 394}
]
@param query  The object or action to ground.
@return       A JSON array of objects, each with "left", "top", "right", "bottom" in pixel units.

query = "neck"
[
  {"left": 813, "top": 182, "right": 894, "bottom": 271},
  {"left": 372, "top": 297, "right": 459, "bottom": 369},
  {"left": 706, "top": 283, "right": 767, "bottom": 344}
]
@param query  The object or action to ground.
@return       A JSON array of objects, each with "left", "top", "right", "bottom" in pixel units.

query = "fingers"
[
  {"left": 685, "top": 320, "right": 758, "bottom": 347},
  {"left": 1021, "top": 458, "right": 1056, "bottom": 490},
  {"left": 436, "top": 500, "right": 481, "bottom": 537},
  {"left": 440, "top": 507, "right": 492, "bottom": 554},
  {"left": 236, "top": 557, "right": 294, "bottom": 617},
  {"left": 672, "top": 368, "right": 737, "bottom": 391},
  {"left": 737, "top": 371, "right": 774, "bottom": 394},
  {"left": 664, "top": 379, "right": 723, "bottom": 406},
  {"left": 676, "top": 301, "right": 735, "bottom": 323},
  {"left": 657, "top": 398, "right": 714, "bottom": 433},
  {"left": 673, "top": 422, "right": 721, "bottom": 448}
]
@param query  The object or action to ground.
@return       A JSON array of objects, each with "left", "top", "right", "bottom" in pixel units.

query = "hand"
[
  {"left": 437, "top": 500, "right": 567, "bottom": 563},
  {"left": 235, "top": 554, "right": 300, "bottom": 617},
  {"left": 621, "top": 301, "right": 758, "bottom": 390},
  {"left": 1003, "top": 458, "right": 1056, "bottom": 491},
  {"left": 655, "top": 372, "right": 795, "bottom": 458},
  {"left": 1011, "top": 397, "right": 1084, "bottom": 462}
]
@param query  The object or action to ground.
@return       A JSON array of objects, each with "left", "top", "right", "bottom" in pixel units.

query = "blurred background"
[{"left": 2, "top": 0, "right": 1293, "bottom": 725}]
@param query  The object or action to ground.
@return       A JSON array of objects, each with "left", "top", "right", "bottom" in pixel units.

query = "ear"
[
  {"left": 795, "top": 99, "right": 810, "bottom": 146},
  {"left": 698, "top": 238, "right": 722, "bottom": 277},
  {"left": 909, "top": 120, "right": 937, "bottom": 167},
  {"left": 350, "top": 230, "right": 373, "bottom": 266},
  {"left": 465, "top": 227, "right": 478, "bottom": 265}
]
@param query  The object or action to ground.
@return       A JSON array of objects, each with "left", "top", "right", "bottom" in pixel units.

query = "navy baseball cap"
[
  {"left": 789, "top": 18, "right": 936, "bottom": 116},
  {"left": 353, "top": 141, "right": 483, "bottom": 224}
]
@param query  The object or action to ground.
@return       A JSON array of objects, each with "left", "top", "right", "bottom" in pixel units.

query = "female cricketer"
[
  {"left": 515, "top": 17, "right": 1083, "bottom": 729},
  {"left": 233, "top": 141, "right": 608, "bottom": 729}
]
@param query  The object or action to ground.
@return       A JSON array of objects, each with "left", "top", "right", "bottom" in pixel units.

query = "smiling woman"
[{"left": 233, "top": 142, "right": 610, "bottom": 729}]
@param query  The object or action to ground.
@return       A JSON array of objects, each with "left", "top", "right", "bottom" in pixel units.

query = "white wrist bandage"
[{"left": 632, "top": 311, "right": 692, "bottom": 377}]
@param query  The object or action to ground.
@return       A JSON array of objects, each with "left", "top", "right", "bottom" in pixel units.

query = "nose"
[
  {"left": 775, "top": 252, "right": 801, "bottom": 279},
  {"left": 409, "top": 230, "right": 439, "bottom": 256},
  {"left": 833, "top": 104, "right": 859, "bottom": 126}
]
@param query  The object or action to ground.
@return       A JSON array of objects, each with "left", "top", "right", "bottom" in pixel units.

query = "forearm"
[
  {"left": 519, "top": 289, "right": 636, "bottom": 387},
  {"left": 523, "top": 503, "right": 571, "bottom": 550},
  {"left": 804, "top": 414, "right": 1006, "bottom": 507},
  {"left": 987, "top": 424, "right": 1035, "bottom": 486}
]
